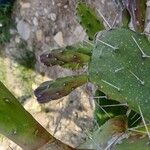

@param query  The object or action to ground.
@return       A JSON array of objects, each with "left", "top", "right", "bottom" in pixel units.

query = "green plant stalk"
[{"left": 0, "top": 81, "right": 74, "bottom": 150}]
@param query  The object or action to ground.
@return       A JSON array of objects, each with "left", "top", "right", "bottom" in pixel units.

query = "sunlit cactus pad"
[{"left": 89, "top": 28, "right": 150, "bottom": 120}]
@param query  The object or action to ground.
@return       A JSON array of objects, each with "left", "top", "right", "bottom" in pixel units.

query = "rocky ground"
[{"left": 0, "top": 0, "right": 150, "bottom": 149}]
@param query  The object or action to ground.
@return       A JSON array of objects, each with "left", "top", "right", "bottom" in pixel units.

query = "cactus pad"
[
  {"left": 76, "top": 2, "right": 104, "bottom": 40},
  {"left": 89, "top": 28, "right": 150, "bottom": 120}
]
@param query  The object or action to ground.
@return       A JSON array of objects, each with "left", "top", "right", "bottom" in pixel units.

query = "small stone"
[
  {"left": 45, "top": 36, "right": 51, "bottom": 42},
  {"left": 36, "top": 30, "right": 43, "bottom": 42},
  {"left": 44, "top": 8, "right": 48, "bottom": 14},
  {"left": 52, "top": 0, "right": 55, "bottom": 5},
  {"left": 54, "top": 31, "right": 64, "bottom": 47},
  {"left": 146, "top": 8, "right": 150, "bottom": 20},
  {"left": 17, "top": 20, "right": 30, "bottom": 40},
  {"left": 20, "top": 2, "right": 31, "bottom": 8},
  {"left": 10, "top": 29, "right": 16, "bottom": 35},
  {"left": 147, "top": 1, "right": 150, "bottom": 6},
  {"left": 73, "top": 26, "right": 86, "bottom": 40},
  {"left": 144, "top": 22, "right": 150, "bottom": 34},
  {"left": 33, "top": 17, "right": 38, "bottom": 26},
  {"left": 24, "top": 98, "right": 41, "bottom": 113},
  {"left": 35, "top": 12, "right": 39, "bottom": 17},
  {"left": 64, "top": 5, "right": 68, "bottom": 9},
  {"left": 34, "top": 113, "right": 49, "bottom": 128},
  {"left": 49, "top": 13, "right": 57, "bottom": 21},
  {"left": 15, "top": 17, "right": 19, "bottom": 23},
  {"left": 57, "top": 3, "right": 61, "bottom": 7},
  {"left": 0, "top": 145, "right": 6, "bottom": 150},
  {"left": 102, "top": 0, "right": 105, "bottom": 4},
  {"left": 15, "top": 37, "right": 21, "bottom": 43}
]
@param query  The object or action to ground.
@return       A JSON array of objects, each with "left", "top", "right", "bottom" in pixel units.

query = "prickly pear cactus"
[
  {"left": 76, "top": 2, "right": 104, "bottom": 40},
  {"left": 33, "top": 1, "right": 150, "bottom": 149},
  {"left": 89, "top": 27, "right": 150, "bottom": 120}
]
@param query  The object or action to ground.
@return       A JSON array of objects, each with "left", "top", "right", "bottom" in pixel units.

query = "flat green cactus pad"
[
  {"left": 76, "top": 2, "right": 104, "bottom": 40},
  {"left": 89, "top": 28, "right": 150, "bottom": 120}
]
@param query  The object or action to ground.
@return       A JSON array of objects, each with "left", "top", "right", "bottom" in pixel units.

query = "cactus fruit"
[
  {"left": 40, "top": 44, "right": 92, "bottom": 70},
  {"left": 76, "top": 2, "right": 104, "bottom": 40},
  {"left": 34, "top": 75, "right": 88, "bottom": 103},
  {"left": 89, "top": 27, "right": 150, "bottom": 120}
]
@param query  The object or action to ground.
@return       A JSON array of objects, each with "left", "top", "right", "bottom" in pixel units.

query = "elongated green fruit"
[
  {"left": 0, "top": 81, "right": 75, "bottom": 150},
  {"left": 40, "top": 45, "right": 91, "bottom": 70},
  {"left": 34, "top": 75, "right": 88, "bottom": 103}
]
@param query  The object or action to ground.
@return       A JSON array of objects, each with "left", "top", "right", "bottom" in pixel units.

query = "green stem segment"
[{"left": 0, "top": 81, "right": 75, "bottom": 150}]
